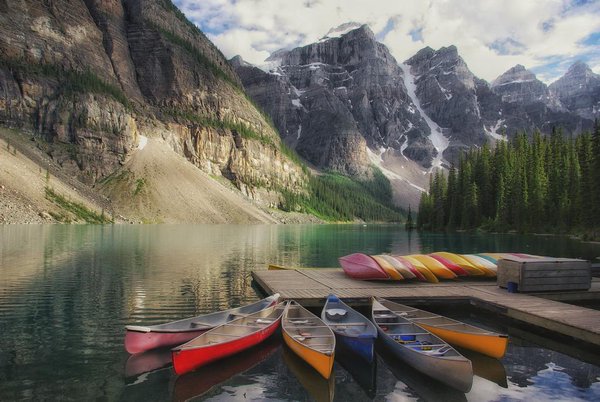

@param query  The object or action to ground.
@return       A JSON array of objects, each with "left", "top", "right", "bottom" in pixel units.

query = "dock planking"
[{"left": 251, "top": 268, "right": 600, "bottom": 346}]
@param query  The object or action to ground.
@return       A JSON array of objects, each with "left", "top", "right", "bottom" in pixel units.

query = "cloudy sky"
[{"left": 174, "top": 0, "right": 600, "bottom": 83}]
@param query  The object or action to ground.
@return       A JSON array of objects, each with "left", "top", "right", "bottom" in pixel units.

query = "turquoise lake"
[{"left": 1, "top": 224, "right": 599, "bottom": 401}]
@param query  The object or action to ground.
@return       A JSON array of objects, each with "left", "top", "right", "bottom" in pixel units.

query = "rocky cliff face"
[
  {"left": 233, "top": 25, "right": 438, "bottom": 175},
  {"left": 491, "top": 65, "right": 558, "bottom": 106},
  {"left": 404, "top": 46, "right": 488, "bottom": 162},
  {"left": 0, "top": 0, "right": 305, "bottom": 203},
  {"left": 489, "top": 64, "right": 591, "bottom": 135},
  {"left": 549, "top": 61, "right": 600, "bottom": 120}
]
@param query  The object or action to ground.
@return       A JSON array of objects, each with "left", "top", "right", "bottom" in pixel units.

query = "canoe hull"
[
  {"left": 377, "top": 328, "right": 473, "bottom": 393},
  {"left": 283, "top": 330, "right": 335, "bottom": 379},
  {"left": 432, "top": 252, "right": 484, "bottom": 276},
  {"left": 339, "top": 253, "right": 389, "bottom": 280},
  {"left": 125, "top": 329, "right": 207, "bottom": 355},
  {"left": 428, "top": 254, "right": 469, "bottom": 276},
  {"left": 171, "top": 321, "right": 280, "bottom": 375},
  {"left": 409, "top": 255, "right": 457, "bottom": 279},
  {"left": 398, "top": 256, "right": 439, "bottom": 283},
  {"left": 337, "top": 334, "right": 375, "bottom": 363},
  {"left": 125, "top": 294, "right": 279, "bottom": 354},
  {"left": 379, "top": 255, "right": 416, "bottom": 279},
  {"left": 372, "top": 255, "right": 404, "bottom": 280},
  {"left": 418, "top": 323, "right": 508, "bottom": 359},
  {"left": 322, "top": 294, "right": 377, "bottom": 363}
]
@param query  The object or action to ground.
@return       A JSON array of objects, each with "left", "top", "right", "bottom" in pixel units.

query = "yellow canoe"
[
  {"left": 282, "top": 345, "right": 335, "bottom": 402},
  {"left": 379, "top": 255, "right": 416, "bottom": 279},
  {"left": 461, "top": 255, "right": 497, "bottom": 277},
  {"left": 431, "top": 252, "right": 485, "bottom": 276},
  {"left": 398, "top": 256, "right": 439, "bottom": 283},
  {"left": 372, "top": 255, "right": 404, "bottom": 280},
  {"left": 282, "top": 301, "right": 335, "bottom": 379},
  {"left": 268, "top": 264, "right": 289, "bottom": 270},
  {"left": 408, "top": 255, "right": 457, "bottom": 279},
  {"left": 378, "top": 298, "right": 508, "bottom": 359}
]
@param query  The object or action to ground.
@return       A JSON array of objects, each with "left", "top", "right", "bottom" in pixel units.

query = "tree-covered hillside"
[{"left": 417, "top": 123, "right": 600, "bottom": 236}]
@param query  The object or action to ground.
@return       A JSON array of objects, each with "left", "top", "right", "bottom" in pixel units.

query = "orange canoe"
[
  {"left": 396, "top": 256, "right": 439, "bottom": 283},
  {"left": 372, "top": 255, "right": 404, "bottom": 280},
  {"left": 377, "top": 298, "right": 508, "bottom": 359},
  {"left": 282, "top": 301, "right": 335, "bottom": 379},
  {"left": 408, "top": 255, "right": 457, "bottom": 280},
  {"left": 379, "top": 255, "right": 416, "bottom": 279}
]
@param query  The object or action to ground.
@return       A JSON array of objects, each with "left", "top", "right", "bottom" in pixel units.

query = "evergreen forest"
[{"left": 417, "top": 122, "right": 600, "bottom": 238}]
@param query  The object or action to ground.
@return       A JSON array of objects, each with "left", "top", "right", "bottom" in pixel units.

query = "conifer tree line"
[{"left": 417, "top": 122, "right": 600, "bottom": 235}]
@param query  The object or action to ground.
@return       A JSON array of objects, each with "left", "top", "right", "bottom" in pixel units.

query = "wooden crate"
[{"left": 497, "top": 256, "right": 591, "bottom": 292}]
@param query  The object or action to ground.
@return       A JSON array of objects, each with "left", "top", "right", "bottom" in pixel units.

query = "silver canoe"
[{"left": 371, "top": 298, "right": 473, "bottom": 393}]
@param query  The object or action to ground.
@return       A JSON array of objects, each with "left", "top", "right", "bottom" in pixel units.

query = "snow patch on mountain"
[
  {"left": 138, "top": 135, "right": 148, "bottom": 150},
  {"left": 399, "top": 63, "right": 449, "bottom": 170},
  {"left": 484, "top": 119, "right": 507, "bottom": 141},
  {"left": 319, "top": 22, "right": 363, "bottom": 42}
]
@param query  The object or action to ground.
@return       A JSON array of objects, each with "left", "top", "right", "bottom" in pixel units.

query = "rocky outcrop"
[
  {"left": 0, "top": 0, "right": 305, "bottom": 202},
  {"left": 491, "top": 65, "right": 560, "bottom": 107},
  {"left": 490, "top": 64, "right": 591, "bottom": 135},
  {"left": 405, "top": 46, "right": 486, "bottom": 162},
  {"left": 233, "top": 24, "right": 436, "bottom": 174},
  {"left": 549, "top": 61, "right": 600, "bottom": 120}
]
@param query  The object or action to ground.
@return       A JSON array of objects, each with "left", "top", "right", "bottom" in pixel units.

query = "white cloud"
[{"left": 174, "top": 0, "right": 600, "bottom": 83}]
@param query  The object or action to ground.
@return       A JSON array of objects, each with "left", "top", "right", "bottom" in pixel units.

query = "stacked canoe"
[{"left": 339, "top": 252, "right": 544, "bottom": 282}]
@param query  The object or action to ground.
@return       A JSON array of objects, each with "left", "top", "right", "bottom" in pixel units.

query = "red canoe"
[
  {"left": 428, "top": 255, "right": 469, "bottom": 276},
  {"left": 339, "top": 253, "right": 390, "bottom": 280},
  {"left": 171, "top": 302, "right": 286, "bottom": 375},
  {"left": 125, "top": 294, "right": 279, "bottom": 354}
]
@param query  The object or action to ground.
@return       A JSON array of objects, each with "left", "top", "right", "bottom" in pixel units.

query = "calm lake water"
[{"left": 1, "top": 224, "right": 599, "bottom": 401}]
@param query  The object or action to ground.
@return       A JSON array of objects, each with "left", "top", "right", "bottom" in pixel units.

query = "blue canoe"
[{"left": 321, "top": 294, "right": 378, "bottom": 362}]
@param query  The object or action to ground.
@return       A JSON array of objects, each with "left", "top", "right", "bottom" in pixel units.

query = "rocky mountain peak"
[
  {"left": 491, "top": 64, "right": 536, "bottom": 87},
  {"left": 549, "top": 60, "right": 600, "bottom": 120},
  {"left": 320, "top": 22, "right": 366, "bottom": 41},
  {"left": 490, "top": 64, "right": 559, "bottom": 108},
  {"left": 229, "top": 55, "right": 250, "bottom": 68},
  {"left": 566, "top": 60, "right": 593, "bottom": 77}
]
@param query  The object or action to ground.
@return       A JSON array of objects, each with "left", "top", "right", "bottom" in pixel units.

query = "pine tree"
[{"left": 405, "top": 205, "right": 414, "bottom": 230}]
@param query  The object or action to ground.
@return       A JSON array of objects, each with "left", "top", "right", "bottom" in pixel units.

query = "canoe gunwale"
[
  {"left": 372, "top": 298, "right": 473, "bottom": 392},
  {"left": 379, "top": 298, "right": 508, "bottom": 359},
  {"left": 126, "top": 293, "right": 280, "bottom": 333},
  {"left": 173, "top": 302, "right": 286, "bottom": 352}
]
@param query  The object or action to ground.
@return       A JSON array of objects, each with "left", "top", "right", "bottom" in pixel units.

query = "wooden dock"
[{"left": 251, "top": 268, "right": 600, "bottom": 346}]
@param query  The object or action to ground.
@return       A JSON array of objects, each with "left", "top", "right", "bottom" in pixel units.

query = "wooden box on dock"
[{"left": 497, "top": 256, "right": 591, "bottom": 292}]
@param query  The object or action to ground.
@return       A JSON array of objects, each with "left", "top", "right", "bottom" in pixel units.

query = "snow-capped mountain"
[
  {"left": 549, "top": 61, "right": 600, "bottom": 120},
  {"left": 232, "top": 23, "right": 596, "bottom": 207}
]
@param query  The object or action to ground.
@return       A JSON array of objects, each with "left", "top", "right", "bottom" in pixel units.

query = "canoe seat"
[
  {"left": 190, "top": 321, "right": 213, "bottom": 328},
  {"left": 227, "top": 313, "right": 249, "bottom": 320},
  {"left": 293, "top": 334, "right": 332, "bottom": 339},
  {"left": 325, "top": 308, "right": 347, "bottom": 321},
  {"left": 256, "top": 319, "right": 273, "bottom": 324}
]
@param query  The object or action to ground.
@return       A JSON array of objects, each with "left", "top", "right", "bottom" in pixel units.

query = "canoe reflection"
[
  {"left": 378, "top": 342, "right": 467, "bottom": 402},
  {"left": 335, "top": 341, "right": 377, "bottom": 398},
  {"left": 170, "top": 336, "right": 279, "bottom": 402},
  {"left": 460, "top": 348, "right": 508, "bottom": 388},
  {"left": 125, "top": 348, "right": 173, "bottom": 378},
  {"left": 282, "top": 345, "right": 335, "bottom": 402}
]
